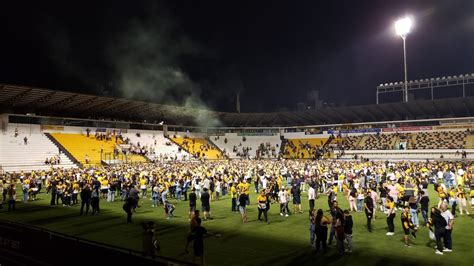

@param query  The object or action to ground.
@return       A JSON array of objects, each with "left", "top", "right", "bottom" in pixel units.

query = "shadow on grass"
[{"left": 0, "top": 199, "right": 468, "bottom": 266}]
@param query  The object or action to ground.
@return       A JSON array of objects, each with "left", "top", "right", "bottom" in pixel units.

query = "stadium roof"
[{"left": 1, "top": 84, "right": 474, "bottom": 127}]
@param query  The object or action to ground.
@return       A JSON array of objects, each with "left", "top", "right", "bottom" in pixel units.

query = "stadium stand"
[
  {"left": 50, "top": 133, "right": 147, "bottom": 166},
  {"left": 210, "top": 133, "right": 281, "bottom": 159},
  {"left": 410, "top": 131, "right": 467, "bottom": 149},
  {"left": 122, "top": 131, "right": 190, "bottom": 160},
  {"left": 170, "top": 135, "right": 224, "bottom": 159},
  {"left": 283, "top": 138, "right": 328, "bottom": 159},
  {"left": 0, "top": 132, "right": 76, "bottom": 172},
  {"left": 361, "top": 133, "right": 397, "bottom": 150},
  {"left": 342, "top": 135, "right": 364, "bottom": 150}
]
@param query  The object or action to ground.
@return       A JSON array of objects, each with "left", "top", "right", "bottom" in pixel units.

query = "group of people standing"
[{"left": 1, "top": 159, "right": 473, "bottom": 262}]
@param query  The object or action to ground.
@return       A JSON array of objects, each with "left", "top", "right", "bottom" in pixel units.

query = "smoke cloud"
[{"left": 108, "top": 8, "right": 222, "bottom": 127}]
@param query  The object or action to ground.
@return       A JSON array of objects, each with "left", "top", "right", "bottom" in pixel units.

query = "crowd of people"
[{"left": 0, "top": 159, "right": 473, "bottom": 259}]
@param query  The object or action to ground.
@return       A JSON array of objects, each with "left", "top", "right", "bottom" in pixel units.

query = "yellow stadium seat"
[
  {"left": 171, "top": 137, "right": 223, "bottom": 159},
  {"left": 50, "top": 133, "right": 147, "bottom": 166}
]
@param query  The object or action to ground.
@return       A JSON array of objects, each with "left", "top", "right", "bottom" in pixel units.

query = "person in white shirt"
[
  {"left": 308, "top": 185, "right": 316, "bottom": 211},
  {"left": 440, "top": 203, "right": 454, "bottom": 252},
  {"left": 278, "top": 187, "right": 289, "bottom": 217},
  {"left": 260, "top": 175, "right": 268, "bottom": 190}
]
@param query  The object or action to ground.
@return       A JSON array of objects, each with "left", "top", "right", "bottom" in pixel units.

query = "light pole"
[{"left": 395, "top": 16, "right": 413, "bottom": 103}]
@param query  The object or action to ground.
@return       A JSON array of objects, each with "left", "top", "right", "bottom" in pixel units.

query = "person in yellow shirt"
[
  {"left": 385, "top": 196, "right": 396, "bottom": 236},
  {"left": 257, "top": 191, "right": 269, "bottom": 223},
  {"left": 401, "top": 206, "right": 417, "bottom": 247},
  {"left": 456, "top": 185, "right": 469, "bottom": 215},
  {"left": 237, "top": 179, "right": 250, "bottom": 205},
  {"left": 470, "top": 181, "right": 474, "bottom": 216},
  {"left": 230, "top": 183, "right": 238, "bottom": 212},
  {"left": 140, "top": 178, "right": 148, "bottom": 198},
  {"left": 100, "top": 178, "right": 109, "bottom": 199}
]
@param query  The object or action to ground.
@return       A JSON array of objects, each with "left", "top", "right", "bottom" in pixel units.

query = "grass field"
[{"left": 2, "top": 186, "right": 473, "bottom": 266}]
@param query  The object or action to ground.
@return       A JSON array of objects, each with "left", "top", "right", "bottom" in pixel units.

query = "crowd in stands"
[
  {"left": 44, "top": 155, "right": 61, "bottom": 165},
  {"left": 228, "top": 142, "right": 278, "bottom": 159},
  {"left": 284, "top": 139, "right": 331, "bottom": 159}
]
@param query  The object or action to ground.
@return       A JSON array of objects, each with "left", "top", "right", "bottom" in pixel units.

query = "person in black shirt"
[
  {"left": 419, "top": 191, "right": 430, "bottom": 226},
  {"left": 188, "top": 218, "right": 220, "bottom": 265},
  {"left": 201, "top": 188, "right": 211, "bottom": 220},
  {"left": 238, "top": 192, "right": 248, "bottom": 223},
  {"left": 379, "top": 182, "right": 388, "bottom": 213},
  {"left": 50, "top": 180, "right": 57, "bottom": 206},
  {"left": 364, "top": 191, "right": 374, "bottom": 232},
  {"left": 188, "top": 188, "right": 197, "bottom": 220},
  {"left": 431, "top": 207, "right": 447, "bottom": 254},
  {"left": 123, "top": 196, "right": 135, "bottom": 223},
  {"left": 80, "top": 184, "right": 91, "bottom": 215},
  {"left": 343, "top": 210, "right": 353, "bottom": 253},
  {"left": 328, "top": 201, "right": 343, "bottom": 245}
]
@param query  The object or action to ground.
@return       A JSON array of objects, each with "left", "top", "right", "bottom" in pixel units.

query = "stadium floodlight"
[{"left": 395, "top": 16, "right": 413, "bottom": 103}]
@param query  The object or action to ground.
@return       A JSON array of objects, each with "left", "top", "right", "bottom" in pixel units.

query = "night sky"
[{"left": 1, "top": 0, "right": 473, "bottom": 113}]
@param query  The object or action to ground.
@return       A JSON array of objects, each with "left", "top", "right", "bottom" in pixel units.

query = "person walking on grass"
[
  {"left": 257, "top": 191, "right": 269, "bottom": 224},
  {"left": 189, "top": 188, "right": 197, "bottom": 220},
  {"left": 440, "top": 203, "right": 454, "bottom": 253},
  {"left": 123, "top": 196, "right": 135, "bottom": 223},
  {"left": 279, "top": 187, "right": 290, "bottom": 217},
  {"left": 308, "top": 184, "right": 316, "bottom": 212},
  {"left": 431, "top": 207, "right": 447, "bottom": 255},
  {"left": 291, "top": 183, "right": 302, "bottom": 214},
  {"left": 142, "top": 221, "right": 158, "bottom": 258},
  {"left": 201, "top": 188, "right": 211, "bottom": 220},
  {"left": 230, "top": 183, "right": 238, "bottom": 213},
  {"left": 164, "top": 200, "right": 176, "bottom": 219},
  {"left": 185, "top": 217, "right": 220, "bottom": 265},
  {"left": 239, "top": 191, "right": 248, "bottom": 223},
  {"left": 419, "top": 191, "right": 430, "bottom": 226},
  {"left": 385, "top": 196, "right": 396, "bottom": 236},
  {"left": 364, "top": 190, "right": 374, "bottom": 232},
  {"left": 343, "top": 210, "right": 353, "bottom": 253},
  {"left": 401, "top": 206, "right": 417, "bottom": 247},
  {"left": 309, "top": 209, "right": 316, "bottom": 247},
  {"left": 456, "top": 185, "right": 469, "bottom": 215}
]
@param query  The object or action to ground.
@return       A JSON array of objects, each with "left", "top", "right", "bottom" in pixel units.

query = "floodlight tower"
[{"left": 395, "top": 16, "right": 413, "bottom": 103}]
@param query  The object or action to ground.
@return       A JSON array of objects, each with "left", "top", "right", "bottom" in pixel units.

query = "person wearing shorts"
[
  {"left": 188, "top": 188, "right": 197, "bottom": 220},
  {"left": 201, "top": 188, "right": 211, "bottom": 220},
  {"left": 239, "top": 192, "right": 248, "bottom": 223},
  {"left": 401, "top": 206, "right": 417, "bottom": 247}
]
